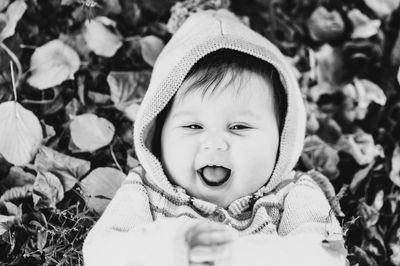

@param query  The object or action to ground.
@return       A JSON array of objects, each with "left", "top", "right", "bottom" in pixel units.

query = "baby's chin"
[{"left": 196, "top": 193, "right": 235, "bottom": 209}]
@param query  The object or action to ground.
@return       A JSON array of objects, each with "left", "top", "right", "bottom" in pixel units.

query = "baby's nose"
[{"left": 201, "top": 135, "right": 229, "bottom": 151}]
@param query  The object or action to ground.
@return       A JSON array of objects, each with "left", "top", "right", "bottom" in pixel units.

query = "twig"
[{"left": 110, "top": 144, "right": 123, "bottom": 171}]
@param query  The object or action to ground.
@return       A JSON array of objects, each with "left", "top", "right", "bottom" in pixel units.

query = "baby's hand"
[{"left": 185, "top": 221, "right": 237, "bottom": 265}]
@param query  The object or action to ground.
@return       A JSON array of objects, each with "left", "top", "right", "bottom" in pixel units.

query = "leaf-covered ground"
[{"left": 0, "top": 0, "right": 400, "bottom": 265}]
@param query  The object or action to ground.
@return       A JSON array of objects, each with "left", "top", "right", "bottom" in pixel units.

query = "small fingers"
[
  {"left": 190, "top": 230, "right": 237, "bottom": 246},
  {"left": 189, "top": 244, "right": 231, "bottom": 263},
  {"left": 186, "top": 221, "right": 237, "bottom": 247}
]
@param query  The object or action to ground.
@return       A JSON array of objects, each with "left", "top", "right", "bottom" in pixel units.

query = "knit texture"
[{"left": 83, "top": 10, "right": 346, "bottom": 266}]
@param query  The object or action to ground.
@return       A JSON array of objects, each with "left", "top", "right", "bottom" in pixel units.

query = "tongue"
[{"left": 202, "top": 166, "right": 229, "bottom": 183}]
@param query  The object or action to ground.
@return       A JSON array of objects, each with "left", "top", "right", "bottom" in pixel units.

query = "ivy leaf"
[
  {"left": 27, "top": 39, "right": 80, "bottom": 90},
  {"left": 82, "top": 17, "right": 122, "bottom": 57},
  {"left": 32, "top": 172, "right": 64, "bottom": 209},
  {"left": 0, "top": 0, "right": 27, "bottom": 42},
  {"left": 139, "top": 35, "right": 165, "bottom": 66},
  {"left": 0, "top": 101, "right": 43, "bottom": 165},
  {"left": 69, "top": 113, "right": 115, "bottom": 152},
  {"left": 80, "top": 167, "right": 126, "bottom": 214},
  {"left": 347, "top": 9, "right": 381, "bottom": 39},
  {"left": 390, "top": 144, "right": 400, "bottom": 187},
  {"left": 34, "top": 146, "right": 91, "bottom": 191}
]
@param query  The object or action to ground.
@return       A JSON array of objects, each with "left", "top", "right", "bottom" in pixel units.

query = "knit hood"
[{"left": 133, "top": 10, "right": 306, "bottom": 210}]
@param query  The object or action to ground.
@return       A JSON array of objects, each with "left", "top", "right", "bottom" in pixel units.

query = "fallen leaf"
[
  {"left": 82, "top": 16, "right": 122, "bottom": 57},
  {"left": 69, "top": 113, "right": 115, "bottom": 152},
  {"left": 0, "top": 185, "right": 32, "bottom": 204},
  {"left": 390, "top": 243, "right": 400, "bottom": 265},
  {"left": 347, "top": 9, "right": 381, "bottom": 39},
  {"left": 349, "top": 161, "right": 375, "bottom": 194},
  {"left": 0, "top": 101, "right": 43, "bottom": 165},
  {"left": 306, "top": 6, "right": 345, "bottom": 42},
  {"left": 80, "top": 167, "right": 126, "bottom": 214},
  {"left": 0, "top": 166, "right": 36, "bottom": 188},
  {"left": 335, "top": 130, "right": 383, "bottom": 165},
  {"left": 124, "top": 102, "right": 141, "bottom": 121},
  {"left": 87, "top": 91, "right": 111, "bottom": 104},
  {"left": 0, "top": 0, "right": 27, "bottom": 41},
  {"left": 397, "top": 66, "right": 400, "bottom": 86},
  {"left": 34, "top": 146, "right": 91, "bottom": 191},
  {"left": 0, "top": 215, "right": 15, "bottom": 236},
  {"left": 390, "top": 144, "right": 400, "bottom": 187},
  {"left": 4, "top": 201, "right": 21, "bottom": 218},
  {"left": 372, "top": 190, "right": 384, "bottom": 211},
  {"left": 32, "top": 172, "right": 64, "bottom": 209},
  {"left": 364, "top": 0, "right": 400, "bottom": 18},
  {"left": 303, "top": 135, "right": 340, "bottom": 179},
  {"left": 27, "top": 39, "right": 80, "bottom": 90},
  {"left": 59, "top": 33, "right": 91, "bottom": 59},
  {"left": 139, "top": 35, "right": 165, "bottom": 66},
  {"left": 107, "top": 71, "right": 149, "bottom": 111},
  {"left": 0, "top": 0, "right": 9, "bottom": 12}
]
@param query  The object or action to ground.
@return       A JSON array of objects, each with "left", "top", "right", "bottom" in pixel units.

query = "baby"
[{"left": 83, "top": 10, "right": 347, "bottom": 266}]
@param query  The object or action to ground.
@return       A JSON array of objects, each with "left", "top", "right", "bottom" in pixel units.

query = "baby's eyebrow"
[{"left": 171, "top": 110, "right": 196, "bottom": 119}]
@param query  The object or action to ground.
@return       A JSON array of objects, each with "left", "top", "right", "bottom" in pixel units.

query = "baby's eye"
[
  {"left": 183, "top": 124, "right": 202, "bottom": 130},
  {"left": 229, "top": 124, "right": 250, "bottom": 130}
]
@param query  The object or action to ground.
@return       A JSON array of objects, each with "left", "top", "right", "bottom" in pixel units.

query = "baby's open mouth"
[{"left": 197, "top": 166, "right": 231, "bottom": 187}]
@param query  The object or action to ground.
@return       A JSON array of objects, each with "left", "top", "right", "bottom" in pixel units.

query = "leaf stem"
[
  {"left": 10, "top": 61, "right": 17, "bottom": 102},
  {"left": 0, "top": 42, "right": 22, "bottom": 88}
]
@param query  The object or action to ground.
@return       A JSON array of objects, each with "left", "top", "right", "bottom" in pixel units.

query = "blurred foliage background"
[{"left": 0, "top": 0, "right": 400, "bottom": 265}]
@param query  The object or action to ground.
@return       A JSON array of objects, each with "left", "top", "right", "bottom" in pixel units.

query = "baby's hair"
[{"left": 151, "top": 49, "right": 287, "bottom": 158}]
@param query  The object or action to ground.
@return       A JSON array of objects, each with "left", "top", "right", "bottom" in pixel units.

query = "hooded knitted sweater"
[{"left": 83, "top": 10, "right": 346, "bottom": 266}]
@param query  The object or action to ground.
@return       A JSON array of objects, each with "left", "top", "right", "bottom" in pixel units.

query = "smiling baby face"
[{"left": 160, "top": 69, "right": 280, "bottom": 208}]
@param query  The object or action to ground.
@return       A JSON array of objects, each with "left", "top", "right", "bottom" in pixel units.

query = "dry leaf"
[
  {"left": 306, "top": 6, "right": 345, "bottom": 42},
  {"left": 69, "top": 113, "right": 115, "bottom": 152},
  {"left": 27, "top": 39, "right": 80, "bottom": 90},
  {"left": 0, "top": 0, "right": 27, "bottom": 41},
  {"left": 0, "top": 215, "right": 15, "bottom": 236},
  {"left": 364, "top": 0, "right": 400, "bottom": 18},
  {"left": 347, "top": 9, "right": 381, "bottom": 39},
  {"left": 335, "top": 131, "right": 383, "bottom": 165},
  {"left": 373, "top": 190, "right": 384, "bottom": 211},
  {"left": 0, "top": 0, "right": 10, "bottom": 12},
  {"left": 397, "top": 66, "right": 400, "bottom": 86},
  {"left": 139, "top": 35, "right": 165, "bottom": 66},
  {"left": 32, "top": 172, "right": 64, "bottom": 209},
  {"left": 107, "top": 71, "right": 148, "bottom": 109},
  {"left": 349, "top": 161, "right": 375, "bottom": 194},
  {"left": 34, "top": 146, "right": 91, "bottom": 191},
  {"left": 4, "top": 201, "right": 21, "bottom": 217},
  {"left": 390, "top": 144, "right": 400, "bottom": 187},
  {"left": 124, "top": 102, "right": 141, "bottom": 121},
  {"left": 82, "top": 17, "right": 122, "bottom": 57},
  {"left": 80, "top": 167, "right": 126, "bottom": 214},
  {"left": 0, "top": 101, "right": 43, "bottom": 165},
  {"left": 390, "top": 243, "right": 400, "bottom": 265},
  {"left": 303, "top": 135, "right": 340, "bottom": 179},
  {"left": 0, "top": 185, "right": 32, "bottom": 204},
  {"left": 0, "top": 166, "right": 36, "bottom": 188}
]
